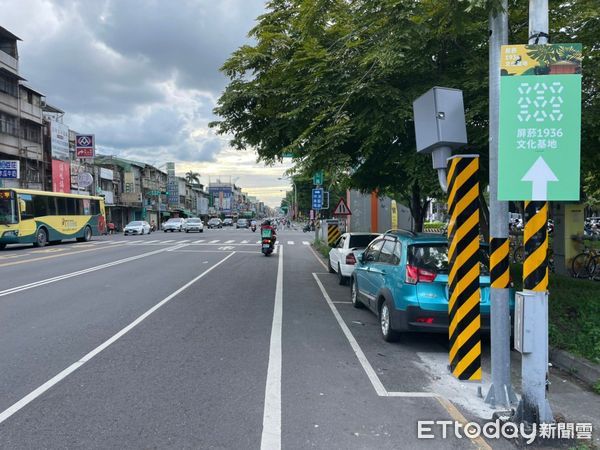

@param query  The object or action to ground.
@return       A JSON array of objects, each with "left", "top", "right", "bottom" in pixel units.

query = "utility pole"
[
  {"left": 513, "top": 0, "right": 554, "bottom": 425},
  {"left": 485, "top": 0, "right": 517, "bottom": 408}
]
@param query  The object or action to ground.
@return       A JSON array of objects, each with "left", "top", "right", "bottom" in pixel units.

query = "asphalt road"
[{"left": 0, "top": 226, "right": 497, "bottom": 449}]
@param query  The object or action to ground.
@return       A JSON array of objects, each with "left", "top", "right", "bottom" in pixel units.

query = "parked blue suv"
[{"left": 351, "top": 230, "right": 509, "bottom": 342}]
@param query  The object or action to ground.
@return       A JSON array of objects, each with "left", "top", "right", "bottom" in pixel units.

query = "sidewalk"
[{"left": 416, "top": 345, "right": 600, "bottom": 446}]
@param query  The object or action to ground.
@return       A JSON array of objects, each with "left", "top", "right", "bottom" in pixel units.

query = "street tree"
[{"left": 212, "top": 0, "right": 599, "bottom": 230}]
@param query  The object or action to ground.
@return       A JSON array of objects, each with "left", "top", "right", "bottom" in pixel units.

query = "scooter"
[
  {"left": 261, "top": 238, "right": 274, "bottom": 256},
  {"left": 251, "top": 224, "right": 257, "bottom": 232}
]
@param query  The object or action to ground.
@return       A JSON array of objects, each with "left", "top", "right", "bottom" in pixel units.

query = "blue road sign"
[{"left": 312, "top": 188, "right": 323, "bottom": 210}]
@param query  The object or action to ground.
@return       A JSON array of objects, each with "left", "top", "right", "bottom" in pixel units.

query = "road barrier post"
[
  {"left": 514, "top": 200, "right": 553, "bottom": 423},
  {"left": 446, "top": 155, "right": 482, "bottom": 381}
]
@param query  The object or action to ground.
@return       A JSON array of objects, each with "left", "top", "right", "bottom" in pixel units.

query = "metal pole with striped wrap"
[
  {"left": 523, "top": 201, "right": 548, "bottom": 291},
  {"left": 490, "top": 238, "right": 510, "bottom": 289},
  {"left": 447, "top": 155, "right": 482, "bottom": 381}
]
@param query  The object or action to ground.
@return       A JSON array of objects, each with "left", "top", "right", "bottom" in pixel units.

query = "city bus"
[{"left": 0, "top": 188, "right": 106, "bottom": 249}]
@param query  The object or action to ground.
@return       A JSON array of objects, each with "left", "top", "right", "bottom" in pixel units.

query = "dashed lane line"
[
  {"left": 0, "top": 243, "right": 189, "bottom": 297},
  {"left": 0, "top": 252, "right": 236, "bottom": 426}
]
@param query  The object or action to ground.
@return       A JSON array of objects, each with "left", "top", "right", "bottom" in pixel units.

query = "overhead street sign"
[
  {"left": 333, "top": 198, "right": 351, "bottom": 216},
  {"left": 498, "top": 44, "right": 582, "bottom": 201},
  {"left": 312, "top": 188, "right": 323, "bottom": 210}
]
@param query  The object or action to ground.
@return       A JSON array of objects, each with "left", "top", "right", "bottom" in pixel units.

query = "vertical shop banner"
[
  {"left": 498, "top": 44, "right": 582, "bottom": 201},
  {"left": 52, "top": 159, "right": 71, "bottom": 193},
  {"left": 49, "top": 120, "right": 70, "bottom": 160}
]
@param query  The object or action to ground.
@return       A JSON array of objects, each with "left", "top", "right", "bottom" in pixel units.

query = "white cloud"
[{"left": 0, "top": 0, "right": 291, "bottom": 206}]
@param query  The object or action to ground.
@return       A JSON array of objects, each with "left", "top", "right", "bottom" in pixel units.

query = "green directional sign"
[
  {"left": 313, "top": 170, "right": 323, "bottom": 186},
  {"left": 498, "top": 44, "right": 582, "bottom": 201}
]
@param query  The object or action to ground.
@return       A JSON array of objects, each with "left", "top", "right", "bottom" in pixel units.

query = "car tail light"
[
  {"left": 416, "top": 317, "right": 435, "bottom": 324},
  {"left": 346, "top": 253, "right": 357, "bottom": 265},
  {"left": 406, "top": 264, "right": 436, "bottom": 284}
]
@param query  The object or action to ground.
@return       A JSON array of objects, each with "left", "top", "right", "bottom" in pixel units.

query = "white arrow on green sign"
[{"left": 498, "top": 44, "right": 582, "bottom": 201}]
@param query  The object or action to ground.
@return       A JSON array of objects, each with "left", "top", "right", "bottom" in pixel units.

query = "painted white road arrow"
[{"left": 521, "top": 156, "right": 558, "bottom": 201}]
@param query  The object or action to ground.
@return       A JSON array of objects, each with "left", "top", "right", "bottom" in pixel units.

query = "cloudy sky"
[{"left": 1, "top": 0, "right": 293, "bottom": 206}]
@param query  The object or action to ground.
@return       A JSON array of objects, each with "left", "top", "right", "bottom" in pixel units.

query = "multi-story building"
[{"left": 0, "top": 26, "right": 45, "bottom": 189}]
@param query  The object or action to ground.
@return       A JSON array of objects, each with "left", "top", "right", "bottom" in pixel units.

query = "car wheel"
[
  {"left": 200, "top": 229, "right": 203, "bottom": 233},
  {"left": 338, "top": 264, "right": 347, "bottom": 285},
  {"left": 33, "top": 227, "right": 48, "bottom": 248},
  {"left": 164, "top": 230, "right": 167, "bottom": 232},
  {"left": 328, "top": 258, "right": 336, "bottom": 274},
  {"left": 0, "top": 243, "right": 6, "bottom": 250},
  {"left": 351, "top": 278, "right": 364, "bottom": 309},
  {"left": 379, "top": 299, "right": 400, "bottom": 342}
]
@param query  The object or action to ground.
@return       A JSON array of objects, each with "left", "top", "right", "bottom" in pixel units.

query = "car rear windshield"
[
  {"left": 349, "top": 234, "right": 378, "bottom": 248},
  {"left": 167, "top": 219, "right": 181, "bottom": 222},
  {"left": 188, "top": 219, "right": 201, "bottom": 223},
  {"left": 408, "top": 244, "right": 490, "bottom": 275}
]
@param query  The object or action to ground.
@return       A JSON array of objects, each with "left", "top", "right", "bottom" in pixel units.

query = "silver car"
[
  {"left": 124, "top": 221, "right": 151, "bottom": 235},
  {"left": 163, "top": 218, "right": 185, "bottom": 232},
  {"left": 184, "top": 217, "right": 204, "bottom": 233}
]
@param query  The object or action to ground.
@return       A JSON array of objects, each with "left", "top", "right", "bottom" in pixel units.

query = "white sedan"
[
  {"left": 328, "top": 232, "right": 380, "bottom": 285},
  {"left": 124, "top": 221, "right": 151, "bottom": 235}
]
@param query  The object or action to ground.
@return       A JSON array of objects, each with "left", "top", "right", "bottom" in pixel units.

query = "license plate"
[{"left": 262, "top": 244, "right": 271, "bottom": 249}]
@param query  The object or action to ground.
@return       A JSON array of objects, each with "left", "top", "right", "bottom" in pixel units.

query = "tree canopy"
[{"left": 211, "top": 0, "right": 600, "bottom": 227}]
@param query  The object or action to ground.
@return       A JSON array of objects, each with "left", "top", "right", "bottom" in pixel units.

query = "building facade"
[{"left": 0, "top": 26, "right": 45, "bottom": 189}]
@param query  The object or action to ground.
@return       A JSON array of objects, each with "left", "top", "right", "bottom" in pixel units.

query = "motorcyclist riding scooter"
[{"left": 260, "top": 220, "right": 277, "bottom": 256}]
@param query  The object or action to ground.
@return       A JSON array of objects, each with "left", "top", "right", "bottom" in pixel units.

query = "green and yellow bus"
[{"left": 0, "top": 188, "right": 106, "bottom": 249}]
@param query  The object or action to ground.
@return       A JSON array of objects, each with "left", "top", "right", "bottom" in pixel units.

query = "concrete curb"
[{"left": 549, "top": 348, "right": 600, "bottom": 389}]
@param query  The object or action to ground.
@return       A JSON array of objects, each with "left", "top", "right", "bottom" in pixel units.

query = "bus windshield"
[{"left": 0, "top": 191, "right": 18, "bottom": 224}]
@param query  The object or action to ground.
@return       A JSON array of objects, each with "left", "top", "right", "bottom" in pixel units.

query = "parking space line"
[
  {"left": 312, "top": 272, "right": 491, "bottom": 450},
  {"left": 312, "top": 273, "right": 387, "bottom": 396},
  {"left": 260, "top": 246, "right": 283, "bottom": 450},
  {"left": 0, "top": 252, "right": 236, "bottom": 426}
]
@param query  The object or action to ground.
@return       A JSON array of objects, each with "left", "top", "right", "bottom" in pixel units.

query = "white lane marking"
[
  {"left": 145, "top": 240, "right": 159, "bottom": 244},
  {"left": 241, "top": 240, "right": 249, "bottom": 244},
  {"left": 0, "top": 252, "right": 236, "bottom": 426},
  {"left": 0, "top": 244, "right": 189, "bottom": 298},
  {"left": 225, "top": 240, "right": 235, "bottom": 244},
  {"left": 273, "top": 245, "right": 278, "bottom": 255},
  {"left": 178, "top": 240, "right": 190, "bottom": 244},
  {"left": 193, "top": 240, "right": 206, "bottom": 244},
  {"left": 260, "top": 246, "right": 283, "bottom": 450},
  {"left": 162, "top": 240, "right": 174, "bottom": 244},
  {"left": 287, "top": 241, "right": 294, "bottom": 245},
  {"left": 312, "top": 273, "right": 387, "bottom": 397},
  {"left": 209, "top": 240, "right": 220, "bottom": 244},
  {"left": 312, "top": 273, "right": 440, "bottom": 399},
  {"left": 302, "top": 241, "right": 310, "bottom": 245}
]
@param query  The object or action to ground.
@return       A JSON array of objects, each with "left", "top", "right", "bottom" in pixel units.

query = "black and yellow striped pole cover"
[
  {"left": 490, "top": 238, "right": 510, "bottom": 289},
  {"left": 523, "top": 201, "right": 548, "bottom": 291},
  {"left": 327, "top": 224, "right": 341, "bottom": 246},
  {"left": 447, "top": 155, "right": 482, "bottom": 381}
]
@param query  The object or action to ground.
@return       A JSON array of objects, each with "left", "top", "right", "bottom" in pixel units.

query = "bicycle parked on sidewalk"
[{"left": 571, "top": 238, "right": 600, "bottom": 279}]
